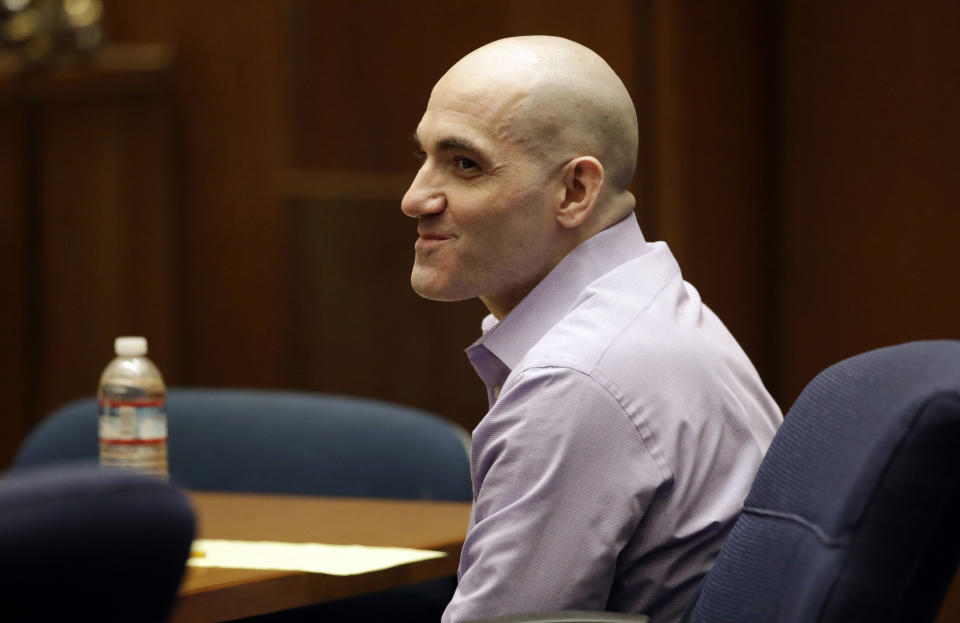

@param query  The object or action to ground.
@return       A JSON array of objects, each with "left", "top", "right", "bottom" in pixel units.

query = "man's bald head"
[
  {"left": 403, "top": 36, "right": 640, "bottom": 318},
  {"left": 432, "top": 36, "right": 639, "bottom": 220}
]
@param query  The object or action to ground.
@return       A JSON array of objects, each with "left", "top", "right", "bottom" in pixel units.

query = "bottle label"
[{"left": 98, "top": 399, "right": 167, "bottom": 443}]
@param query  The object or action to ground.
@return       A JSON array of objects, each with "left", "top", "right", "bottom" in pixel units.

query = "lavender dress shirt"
[{"left": 442, "top": 214, "right": 782, "bottom": 623}]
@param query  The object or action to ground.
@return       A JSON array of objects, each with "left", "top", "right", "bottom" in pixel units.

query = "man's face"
[{"left": 401, "top": 75, "right": 564, "bottom": 317}]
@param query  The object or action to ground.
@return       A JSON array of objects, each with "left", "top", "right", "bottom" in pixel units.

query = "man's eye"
[
  {"left": 413, "top": 149, "right": 427, "bottom": 162},
  {"left": 454, "top": 156, "right": 479, "bottom": 172}
]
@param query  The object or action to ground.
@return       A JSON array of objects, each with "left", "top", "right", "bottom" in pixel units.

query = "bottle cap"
[{"left": 115, "top": 336, "right": 148, "bottom": 357}]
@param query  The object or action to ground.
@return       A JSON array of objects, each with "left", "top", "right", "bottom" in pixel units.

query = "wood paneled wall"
[
  {"left": 105, "top": 2, "right": 290, "bottom": 389},
  {"left": 0, "top": 102, "right": 27, "bottom": 464},
  {"left": 1, "top": 48, "right": 180, "bottom": 457},
  {"left": 778, "top": 2, "right": 960, "bottom": 404}
]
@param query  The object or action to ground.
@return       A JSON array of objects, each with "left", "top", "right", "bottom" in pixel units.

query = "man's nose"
[{"left": 401, "top": 168, "right": 446, "bottom": 218}]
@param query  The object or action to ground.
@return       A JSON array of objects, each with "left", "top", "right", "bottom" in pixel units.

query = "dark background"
[{"left": 2, "top": 1, "right": 959, "bottom": 616}]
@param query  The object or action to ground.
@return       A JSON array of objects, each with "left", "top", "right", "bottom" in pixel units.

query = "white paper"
[{"left": 187, "top": 539, "right": 447, "bottom": 576}]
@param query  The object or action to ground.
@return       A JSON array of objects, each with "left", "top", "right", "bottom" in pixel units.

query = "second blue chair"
[{"left": 13, "top": 388, "right": 472, "bottom": 501}]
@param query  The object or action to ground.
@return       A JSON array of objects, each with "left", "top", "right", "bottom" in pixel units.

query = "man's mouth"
[
  {"left": 415, "top": 233, "right": 453, "bottom": 251},
  {"left": 419, "top": 232, "right": 451, "bottom": 240}
]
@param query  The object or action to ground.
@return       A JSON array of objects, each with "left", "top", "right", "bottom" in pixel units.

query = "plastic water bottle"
[{"left": 98, "top": 336, "right": 168, "bottom": 477}]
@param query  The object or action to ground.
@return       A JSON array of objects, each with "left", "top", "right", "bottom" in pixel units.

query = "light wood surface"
[{"left": 170, "top": 492, "right": 471, "bottom": 623}]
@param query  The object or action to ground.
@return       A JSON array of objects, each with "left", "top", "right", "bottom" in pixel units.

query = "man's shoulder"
[
  {"left": 517, "top": 272, "right": 757, "bottom": 398},
  {"left": 520, "top": 264, "right": 688, "bottom": 358}
]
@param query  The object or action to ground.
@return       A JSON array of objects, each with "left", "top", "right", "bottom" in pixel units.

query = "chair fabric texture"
[
  {"left": 0, "top": 463, "right": 195, "bottom": 623},
  {"left": 13, "top": 388, "right": 472, "bottom": 501},
  {"left": 689, "top": 340, "right": 960, "bottom": 623}
]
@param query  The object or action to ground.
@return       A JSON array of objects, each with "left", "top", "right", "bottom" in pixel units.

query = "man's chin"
[{"left": 410, "top": 274, "right": 471, "bottom": 303}]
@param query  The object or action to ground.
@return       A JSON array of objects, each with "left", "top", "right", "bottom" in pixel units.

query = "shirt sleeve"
[{"left": 442, "top": 365, "right": 664, "bottom": 622}]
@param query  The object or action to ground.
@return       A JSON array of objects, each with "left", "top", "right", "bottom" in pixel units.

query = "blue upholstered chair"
[
  {"left": 466, "top": 340, "right": 960, "bottom": 623},
  {"left": 13, "top": 388, "right": 472, "bottom": 501},
  {"left": 0, "top": 463, "right": 195, "bottom": 623}
]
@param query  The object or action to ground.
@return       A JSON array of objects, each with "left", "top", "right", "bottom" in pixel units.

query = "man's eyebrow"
[
  {"left": 436, "top": 136, "right": 485, "bottom": 156},
  {"left": 410, "top": 133, "right": 487, "bottom": 158}
]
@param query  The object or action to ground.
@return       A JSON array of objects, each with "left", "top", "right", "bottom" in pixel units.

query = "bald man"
[{"left": 402, "top": 36, "right": 782, "bottom": 623}]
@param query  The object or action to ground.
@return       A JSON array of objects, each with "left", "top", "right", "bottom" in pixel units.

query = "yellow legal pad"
[{"left": 186, "top": 539, "right": 447, "bottom": 576}]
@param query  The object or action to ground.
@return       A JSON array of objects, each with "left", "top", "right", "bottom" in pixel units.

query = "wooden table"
[{"left": 170, "top": 492, "right": 472, "bottom": 622}]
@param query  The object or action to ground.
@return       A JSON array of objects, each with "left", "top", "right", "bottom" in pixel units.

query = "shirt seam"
[
  {"left": 507, "top": 363, "right": 669, "bottom": 485},
  {"left": 592, "top": 263, "right": 681, "bottom": 368}
]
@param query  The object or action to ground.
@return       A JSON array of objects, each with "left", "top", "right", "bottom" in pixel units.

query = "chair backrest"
[
  {"left": 0, "top": 463, "right": 195, "bottom": 622},
  {"left": 689, "top": 340, "right": 960, "bottom": 623},
  {"left": 13, "top": 388, "right": 472, "bottom": 501}
]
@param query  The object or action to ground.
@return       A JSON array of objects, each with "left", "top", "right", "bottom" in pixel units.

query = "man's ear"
[{"left": 557, "top": 156, "right": 604, "bottom": 229}]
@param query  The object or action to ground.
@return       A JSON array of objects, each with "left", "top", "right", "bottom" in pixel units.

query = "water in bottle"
[{"left": 98, "top": 336, "right": 168, "bottom": 477}]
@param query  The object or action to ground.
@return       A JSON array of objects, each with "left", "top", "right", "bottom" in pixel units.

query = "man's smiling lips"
[{"left": 415, "top": 229, "right": 455, "bottom": 250}]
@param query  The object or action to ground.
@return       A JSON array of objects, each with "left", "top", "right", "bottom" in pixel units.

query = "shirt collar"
[{"left": 470, "top": 213, "right": 648, "bottom": 372}]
